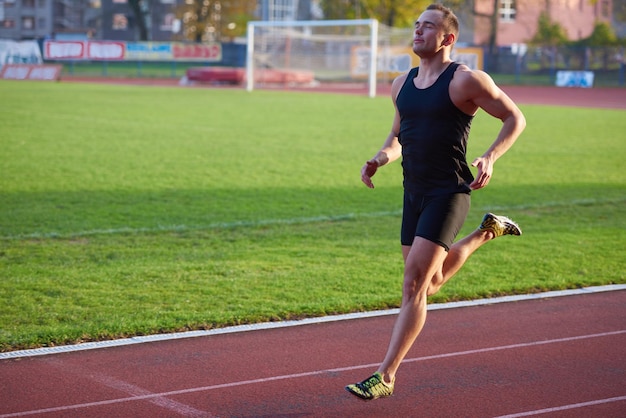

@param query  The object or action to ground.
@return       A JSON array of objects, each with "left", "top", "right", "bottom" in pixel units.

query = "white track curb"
[{"left": 1, "top": 284, "right": 624, "bottom": 360}]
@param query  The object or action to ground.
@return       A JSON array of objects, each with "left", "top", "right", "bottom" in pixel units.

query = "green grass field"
[{"left": 1, "top": 81, "right": 624, "bottom": 352}]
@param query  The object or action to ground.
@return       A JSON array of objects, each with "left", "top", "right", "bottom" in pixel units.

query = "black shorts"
[{"left": 400, "top": 191, "right": 471, "bottom": 251}]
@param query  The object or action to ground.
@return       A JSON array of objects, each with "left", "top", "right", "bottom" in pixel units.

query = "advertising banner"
[
  {"left": 44, "top": 41, "right": 125, "bottom": 60},
  {"left": 125, "top": 42, "right": 173, "bottom": 61},
  {"left": 555, "top": 71, "right": 594, "bottom": 88},
  {"left": 44, "top": 41, "right": 222, "bottom": 62},
  {"left": 351, "top": 46, "right": 483, "bottom": 79},
  {"left": 172, "top": 43, "right": 222, "bottom": 61},
  {"left": 0, "top": 64, "right": 62, "bottom": 81},
  {"left": 0, "top": 40, "right": 43, "bottom": 70},
  {"left": 87, "top": 41, "right": 125, "bottom": 60},
  {"left": 44, "top": 41, "right": 86, "bottom": 60},
  {"left": 127, "top": 42, "right": 222, "bottom": 61}
]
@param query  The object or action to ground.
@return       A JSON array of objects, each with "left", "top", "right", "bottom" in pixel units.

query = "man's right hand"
[{"left": 361, "top": 160, "right": 379, "bottom": 189}]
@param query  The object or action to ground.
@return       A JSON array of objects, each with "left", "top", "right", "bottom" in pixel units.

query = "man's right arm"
[{"left": 361, "top": 74, "right": 406, "bottom": 188}]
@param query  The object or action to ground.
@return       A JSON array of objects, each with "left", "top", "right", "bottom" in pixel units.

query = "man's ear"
[{"left": 443, "top": 33, "right": 455, "bottom": 46}]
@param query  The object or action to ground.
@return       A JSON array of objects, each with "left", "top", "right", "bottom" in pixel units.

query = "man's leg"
[
  {"left": 427, "top": 227, "right": 493, "bottom": 296},
  {"left": 344, "top": 237, "right": 445, "bottom": 401},
  {"left": 376, "top": 238, "right": 447, "bottom": 383},
  {"left": 428, "top": 212, "right": 523, "bottom": 296},
  {"left": 377, "top": 213, "right": 523, "bottom": 382},
  {"left": 346, "top": 213, "right": 521, "bottom": 400}
]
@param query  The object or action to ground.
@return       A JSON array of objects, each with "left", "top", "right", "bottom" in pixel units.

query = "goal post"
[{"left": 246, "top": 19, "right": 379, "bottom": 98}]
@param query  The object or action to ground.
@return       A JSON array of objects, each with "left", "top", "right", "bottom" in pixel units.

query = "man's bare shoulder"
[
  {"left": 453, "top": 65, "right": 495, "bottom": 89},
  {"left": 394, "top": 70, "right": 411, "bottom": 83},
  {"left": 450, "top": 65, "right": 505, "bottom": 114},
  {"left": 391, "top": 71, "right": 411, "bottom": 100},
  {"left": 452, "top": 65, "right": 503, "bottom": 102}
]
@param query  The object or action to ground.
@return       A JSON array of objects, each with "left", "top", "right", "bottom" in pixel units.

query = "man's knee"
[
  {"left": 402, "top": 272, "right": 433, "bottom": 299},
  {"left": 426, "top": 282, "right": 441, "bottom": 296},
  {"left": 402, "top": 275, "right": 420, "bottom": 297}
]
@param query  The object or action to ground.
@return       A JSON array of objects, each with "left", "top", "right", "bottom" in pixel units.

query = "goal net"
[
  {"left": 245, "top": 20, "right": 485, "bottom": 98},
  {"left": 246, "top": 19, "right": 382, "bottom": 97}
]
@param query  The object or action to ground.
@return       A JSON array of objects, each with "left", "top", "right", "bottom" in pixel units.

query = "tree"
[
  {"left": 584, "top": 21, "right": 618, "bottom": 46},
  {"left": 572, "top": 21, "right": 619, "bottom": 69},
  {"left": 128, "top": 0, "right": 149, "bottom": 41},
  {"left": 529, "top": 12, "right": 568, "bottom": 46},
  {"left": 220, "top": 1, "right": 257, "bottom": 40},
  {"left": 440, "top": 0, "right": 499, "bottom": 65},
  {"left": 471, "top": 0, "right": 498, "bottom": 56},
  {"left": 174, "top": 0, "right": 256, "bottom": 43},
  {"left": 614, "top": 0, "right": 626, "bottom": 22},
  {"left": 320, "top": 0, "right": 431, "bottom": 28}
]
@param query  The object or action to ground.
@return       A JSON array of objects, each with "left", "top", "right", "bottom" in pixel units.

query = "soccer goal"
[{"left": 246, "top": 19, "right": 380, "bottom": 97}]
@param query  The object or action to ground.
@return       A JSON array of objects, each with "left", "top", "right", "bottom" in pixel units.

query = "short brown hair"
[{"left": 426, "top": 3, "right": 459, "bottom": 38}]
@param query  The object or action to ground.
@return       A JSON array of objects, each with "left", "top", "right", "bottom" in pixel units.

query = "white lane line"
[
  {"left": 2, "top": 285, "right": 624, "bottom": 360},
  {"left": 493, "top": 395, "right": 626, "bottom": 417},
  {"left": 41, "top": 357, "right": 214, "bottom": 418},
  {"left": 82, "top": 372, "right": 213, "bottom": 418},
  {"left": 1, "top": 329, "right": 624, "bottom": 417},
  {"left": 103, "top": 378, "right": 212, "bottom": 417},
  {"left": 79, "top": 374, "right": 213, "bottom": 418}
]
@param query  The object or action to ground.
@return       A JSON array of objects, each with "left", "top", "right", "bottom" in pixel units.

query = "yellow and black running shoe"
[
  {"left": 345, "top": 372, "right": 394, "bottom": 401},
  {"left": 479, "top": 213, "right": 522, "bottom": 237}
]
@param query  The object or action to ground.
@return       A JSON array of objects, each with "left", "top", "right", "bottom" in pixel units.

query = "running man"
[{"left": 346, "top": 4, "right": 526, "bottom": 401}]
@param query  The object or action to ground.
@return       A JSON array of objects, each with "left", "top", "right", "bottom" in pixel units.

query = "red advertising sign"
[
  {"left": 172, "top": 43, "right": 222, "bottom": 61},
  {"left": 44, "top": 41, "right": 125, "bottom": 60},
  {"left": 45, "top": 41, "right": 85, "bottom": 60},
  {"left": 0, "top": 64, "right": 62, "bottom": 81},
  {"left": 87, "top": 41, "right": 125, "bottom": 60},
  {"left": 42, "top": 41, "right": 221, "bottom": 62}
]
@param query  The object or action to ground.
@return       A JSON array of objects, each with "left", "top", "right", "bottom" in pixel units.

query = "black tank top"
[{"left": 396, "top": 62, "right": 474, "bottom": 194}]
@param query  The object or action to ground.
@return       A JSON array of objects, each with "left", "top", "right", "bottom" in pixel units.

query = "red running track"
[
  {"left": 1, "top": 289, "right": 625, "bottom": 417},
  {"left": 60, "top": 76, "right": 626, "bottom": 110}
]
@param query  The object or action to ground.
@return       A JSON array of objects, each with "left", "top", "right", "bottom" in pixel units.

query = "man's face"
[{"left": 412, "top": 10, "right": 451, "bottom": 57}]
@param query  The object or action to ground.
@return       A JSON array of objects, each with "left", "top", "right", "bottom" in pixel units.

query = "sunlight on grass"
[{"left": 1, "top": 81, "right": 624, "bottom": 351}]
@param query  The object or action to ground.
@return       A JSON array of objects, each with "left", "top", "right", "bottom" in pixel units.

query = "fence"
[
  {"left": 32, "top": 39, "right": 626, "bottom": 88},
  {"left": 486, "top": 45, "right": 626, "bottom": 87}
]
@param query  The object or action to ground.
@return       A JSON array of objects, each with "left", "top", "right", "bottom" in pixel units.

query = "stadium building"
[{"left": 0, "top": 0, "right": 616, "bottom": 45}]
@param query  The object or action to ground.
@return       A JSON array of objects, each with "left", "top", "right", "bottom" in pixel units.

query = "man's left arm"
[{"left": 464, "top": 70, "right": 526, "bottom": 190}]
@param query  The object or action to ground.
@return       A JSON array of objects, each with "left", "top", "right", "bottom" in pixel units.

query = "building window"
[
  {"left": 499, "top": 0, "right": 516, "bottom": 23},
  {"left": 112, "top": 13, "right": 128, "bottom": 30},
  {"left": 22, "top": 16, "right": 35, "bottom": 30},
  {"left": 600, "top": 0, "right": 610, "bottom": 18},
  {"left": 160, "top": 13, "right": 175, "bottom": 31},
  {"left": 1, "top": 19, "right": 16, "bottom": 28},
  {"left": 38, "top": 0, "right": 46, "bottom": 8},
  {"left": 23, "top": 0, "right": 35, "bottom": 8},
  {"left": 269, "top": 0, "right": 297, "bottom": 21}
]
